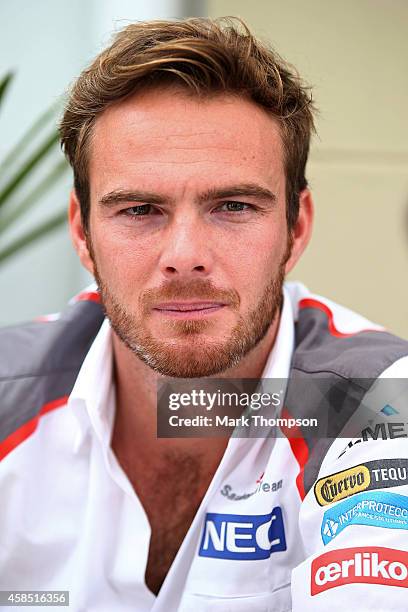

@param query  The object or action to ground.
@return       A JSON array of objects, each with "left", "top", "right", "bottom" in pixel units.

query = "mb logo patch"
[{"left": 198, "top": 508, "right": 287, "bottom": 560}]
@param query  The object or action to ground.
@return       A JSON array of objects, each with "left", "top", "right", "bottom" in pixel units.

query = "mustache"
[{"left": 141, "top": 279, "right": 240, "bottom": 311}]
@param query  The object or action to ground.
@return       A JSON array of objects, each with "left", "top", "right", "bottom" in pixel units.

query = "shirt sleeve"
[{"left": 291, "top": 367, "right": 408, "bottom": 611}]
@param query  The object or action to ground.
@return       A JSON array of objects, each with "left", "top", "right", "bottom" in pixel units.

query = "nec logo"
[
  {"left": 198, "top": 508, "right": 286, "bottom": 560},
  {"left": 311, "top": 547, "right": 408, "bottom": 595}
]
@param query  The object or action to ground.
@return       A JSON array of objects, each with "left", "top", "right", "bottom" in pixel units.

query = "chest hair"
[{"left": 118, "top": 448, "right": 213, "bottom": 595}]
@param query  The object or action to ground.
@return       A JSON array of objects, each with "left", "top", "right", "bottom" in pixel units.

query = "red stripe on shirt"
[
  {"left": 0, "top": 396, "right": 69, "bottom": 461},
  {"left": 74, "top": 291, "right": 101, "bottom": 304},
  {"left": 281, "top": 407, "right": 309, "bottom": 500},
  {"left": 299, "top": 298, "right": 381, "bottom": 338}
]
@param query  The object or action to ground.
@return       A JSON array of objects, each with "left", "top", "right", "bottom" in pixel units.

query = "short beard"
[{"left": 89, "top": 239, "right": 291, "bottom": 378}]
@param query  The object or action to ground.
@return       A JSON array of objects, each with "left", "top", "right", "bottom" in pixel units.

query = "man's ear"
[
  {"left": 285, "top": 188, "right": 314, "bottom": 275},
  {"left": 68, "top": 189, "right": 95, "bottom": 275}
]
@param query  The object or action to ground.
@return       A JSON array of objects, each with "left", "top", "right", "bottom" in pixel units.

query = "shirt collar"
[
  {"left": 261, "top": 285, "right": 295, "bottom": 379},
  {"left": 68, "top": 318, "right": 114, "bottom": 450},
  {"left": 69, "top": 284, "right": 295, "bottom": 450}
]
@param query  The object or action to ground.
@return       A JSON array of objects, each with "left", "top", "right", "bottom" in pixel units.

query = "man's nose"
[{"left": 158, "top": 213, "right": 213, "bottom": 278}]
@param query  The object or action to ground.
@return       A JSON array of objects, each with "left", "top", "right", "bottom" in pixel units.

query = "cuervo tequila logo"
[
  {"left": 314, "top": 459, "right": 408, "bottom": 507},
  {"left": 315, "top": 465, "right": 370, "bottom": 506}
]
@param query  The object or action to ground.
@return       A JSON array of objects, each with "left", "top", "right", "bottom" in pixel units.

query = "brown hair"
[{"left": 60, "top": 17, "right": 315, "bottom": 231}]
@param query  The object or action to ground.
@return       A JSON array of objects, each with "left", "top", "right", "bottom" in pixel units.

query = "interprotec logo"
[{"left": 311, "top": 547, "right": 408, "bottom": 595}]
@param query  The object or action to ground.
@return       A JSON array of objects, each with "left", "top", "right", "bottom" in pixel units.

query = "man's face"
[{"left": 81, "top": 88, "right": 301, "bottom": 378}]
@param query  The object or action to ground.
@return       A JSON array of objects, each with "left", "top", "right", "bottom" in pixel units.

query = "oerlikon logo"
[{"left": 311, "top": 547, "right": 408, "bottom": 595}]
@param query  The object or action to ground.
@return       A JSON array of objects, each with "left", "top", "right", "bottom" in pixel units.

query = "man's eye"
[
  {"left": 124, "top": 204, "right": 153, "bottom": 216},
  {"left": 217, "top": 201, "right": 251, "bottom": 213}
]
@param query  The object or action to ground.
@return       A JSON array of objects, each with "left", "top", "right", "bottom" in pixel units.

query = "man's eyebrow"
[
  {"left": 198, "top": 184, "right": 277, "bottom": 204},
  {"left": 99, "top": 184, "right": 277, "bottom": 208},
  {"left": 99, "top": 190, "right": 166, "bottom": 207}
]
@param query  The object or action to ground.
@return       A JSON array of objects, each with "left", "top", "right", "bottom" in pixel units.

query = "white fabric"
[{"left": 0, "top": 282, "right": 407, "bottom": 611}]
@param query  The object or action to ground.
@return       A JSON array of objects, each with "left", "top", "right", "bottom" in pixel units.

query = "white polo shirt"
[{"left": 69, "top": 285, "right": 295, "bottom": 611}]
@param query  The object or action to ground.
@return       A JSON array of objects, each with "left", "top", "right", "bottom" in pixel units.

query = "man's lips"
[
  {"left": 152, "top": 301, "right": 227, "bottom": 318},
  {"left": 154, "top": 301, "right": 226, "bottom": 311}
]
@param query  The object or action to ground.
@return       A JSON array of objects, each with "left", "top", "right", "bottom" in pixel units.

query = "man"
[{"left": 1, "top": 17, "right": 408, "bottom": 612}]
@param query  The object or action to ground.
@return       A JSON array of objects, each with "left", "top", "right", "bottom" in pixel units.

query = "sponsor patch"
[
  {"left": 321, "top": 491, "right": 408, "bottom": 545},
  {"left": 338, "top": 422, "right": 408, "bottom": 458},
  {"left": 315, "top": 459, "right": 408, "bottom": 506},
  {"left": 199, "top": 508, "right": 286, "bottom": 560},
  {"left": 220, "top": 473, "right": 283, "bottom": 501},
  {"left": 381, "top": 404, "right": 399, "bottom": 416},
  {"left": 311, "top": 546, "right": 408, "bottom": 595}
]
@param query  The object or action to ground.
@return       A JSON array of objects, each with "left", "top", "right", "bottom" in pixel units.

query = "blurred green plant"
[{"left": 0, "top": 72, "right": 69, "bottom": 264}]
